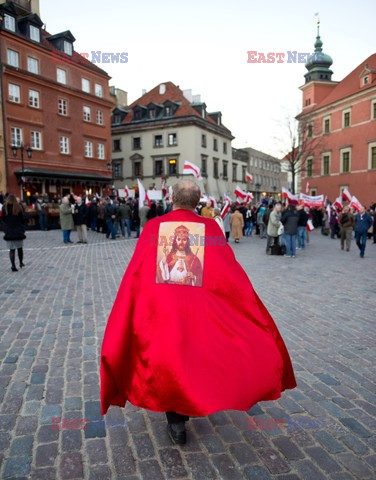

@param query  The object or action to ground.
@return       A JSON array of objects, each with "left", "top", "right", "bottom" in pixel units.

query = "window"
[
  {"left": 95, "top": 83, "right": 103, "bottom": 97},
  {"left": 82, "top": 78, "right": 90, "bottom": 93},
  {"left": 113, "top": 139, "right": 121, "bottom": 152},
  {"left": 4, "top": 14, "right": 16, "bottom": 31},
  {"left": 155, "top": 159, "right": 164, "bottom": 176},
  {"left": 31, "top": 131, "right": 42, "bottom": 150},
  {"left": 97, "top": 143, "right": 105, "bottom": 159},
  {"left": 322, "top": 154, "right": 330, "bottom": 175},
  {"left": 213, "top": 138, "right": 218, "bottom": 151},
  {"left": 113, "top": 162, "right": 123, "bottom": 179},
  {"left": 363, "top": 76, "right": 368, "bottom": 85},
  {"left": 7, "top": 49, "right": 19, "bottom": 67},
  {"left": 323, "top": 117, "right": 330, "bottom": 134},
  {"left": 370, "top": 145, "right": 376, "bottom": 170},
  {"left": 60, "top": 136, "right": 70, "bottom": 154},
  {"left": 85, "top": 141, "right": 93, "bottom": 158},
  {"left": 201, "top": 134, "right": 207, "bottom": 148},
  {"left": 343, "top": 111, "right": 351, "bottom": 128},
  {"left": 113, "top": 114, "right": 121, "bottom": 124},
  {"left": 132, "top": 137, "right": 141, "bottom": 149},
  {"left": 8, "top": 84, "right": 20, "bottom": 103},
  {"left": 201, "top": 155, "right": 207, "bottom": 176},
  {"left": 57, "top": 68, "right": 67, "bottom": 84},
  {"left": 341, "top": 151, "right": 350, "bottom": 173},
  {"left": 27, "top": 57, "right": 39, "bottom": 74},
  {"left": 29, "top": 89, "right": 40, "bottom": 108},
  {"left": 134, "top": 110, "right": 143, "bottom": 120},
  {"left": 373, "top": 101, "right": 376, "bottom": 120},
  {"left": 168, "top": 133, "right": 177, "bottom": 146},
  {"left": 154, "top": 135, "right": 163, "bottom": 147},
  {"left": 232, "top": 163, "right": 237, "bottom": 181},
  {"left": 242, "top": 166, "right": 246, "bottom": 183},
  {"left": 165, "top": 106, "right": 172, "bottom": 116},
  {"left": 307, "top": 124, "right": 313, "bottom": 137},
  {"left": 83, "top": 106, "right": 91, "bottom": 122},
  {"left": 11, "top": 127, "right": 23, "bottom": 146},
  {"left": 30, "top": 25, "right": 40, "bottom": 42},
  {"left": 223, "top": 160, "right": 228, "bottom": 179},
  {"left": 58, "top": 98, "right": 68, "bottom": 116},
  {"left": 168, "top": 158, "right": 177, "bottom": 175},
  {"left": 306, "top": 157, "right": 313, "bottom": 177},
  {"left": 96, "top": 110, "right": 104, "bottom": 125},
  {"left": 134, "top": 161, "right": 142, "bottom": 177},
  {"left": 213, "top": 158, "right": 219, "bottom": 178},
  {"left": 223, "top": 142, "right": 227, "bottom": 154},
  {"left": 149, "top": 109, "right": 156, "bottom": 119},
  {"left": 64, "top": 41, "right": 73, "bottom": 56}
]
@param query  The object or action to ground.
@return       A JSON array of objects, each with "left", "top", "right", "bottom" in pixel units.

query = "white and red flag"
[
  {"left": 183, "top": 161, "right": 202, "bottom": 180},
  {"left": 282, "top": 187, "right": 299, "bottom": 205},
  {"left": 209, "top": 196, "right": 218, "bottom": 209},
  {"left": 299, "top": 193, "right": 324, "bottom": 209},
  {"left": 246, "top": 171, "right": 253, "bottom": 182},
  {"left": 342, "top": 188, "right": 352, "bottom": 202},
  {"left": 245, "top": 192, "right": 254, "bottom": 204},
  {"left": 333, "top": 196, "right": 343, "bottom": 211},
  {"left": 234, "top": 185, "right": 247, "bottom": 200},
  {"left": 306, "top": 219, "right": 315, "bottom": 232},
  {"left": 305, "top": 181, "right": 310, "bottom": 194},
  {"left": 220, "top": 201, "right": 231, "bottom": 219},
  {"left": 223, "top": 192, "right": 232, "bottom": 205},
  {"left": 124, "top": 185, "right": 129, "bottom": 198},
  {"left": 349, "top": 196, "right": 363, "bottom": 212},
  {"left": 137, "top": 179, "right": 151, "bottom": 209}
]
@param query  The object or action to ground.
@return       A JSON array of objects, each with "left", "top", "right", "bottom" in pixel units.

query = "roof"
[
  {"left": 302, "top": 53, "right": 376, "bottom": 115},
  {"left": 121, "top": 82, "right": 232, "bottom": 134},
  {"left": 15, "top": 168, "right": 111, "bottom": 182}
]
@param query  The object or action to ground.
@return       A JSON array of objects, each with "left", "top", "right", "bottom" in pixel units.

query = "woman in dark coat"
[{"left": 2, "top": 195, "right": 26, "bottom": 271}]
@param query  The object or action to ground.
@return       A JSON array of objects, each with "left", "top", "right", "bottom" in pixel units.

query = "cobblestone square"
[{"left": 0, "top": 229, "right": 375, "bottom": 479}]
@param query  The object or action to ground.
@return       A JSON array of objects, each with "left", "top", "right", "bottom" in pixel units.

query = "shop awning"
[{"left": 15, "top": 168, "right": 112, "bottom": 184}]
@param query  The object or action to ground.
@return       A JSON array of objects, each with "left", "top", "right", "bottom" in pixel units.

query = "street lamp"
[{"left": 11, "top": 144, "right": 32, "bottom": 200}]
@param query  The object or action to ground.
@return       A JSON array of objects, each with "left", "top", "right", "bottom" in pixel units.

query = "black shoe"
[
  {"left": 167, "top": 423, "right": 186, "bottom": 445},
  {"left": 68, "top": 240, "right": 73, "bottom": 243},
  {"left": 20, "top": 262, "right": 25, "bottom": 268},
  {"left": 11, "top": 266, "right": 18, "bottom": 272}
]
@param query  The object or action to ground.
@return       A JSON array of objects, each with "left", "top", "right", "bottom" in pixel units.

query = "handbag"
[{"left": 277, "top": 224, "right": 284, "bottom": 235}]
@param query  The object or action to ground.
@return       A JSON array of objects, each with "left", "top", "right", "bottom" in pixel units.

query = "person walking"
[
  {"left": 200, "top": 201, "right": 214, "bottom": 218},
  {"left": 223, "top": 210, "right": 231, "bottom": 242},
  {"left": 212, "top": 208, "right": 225, "bottom": 235},
  {"left": 266, "top": 203, "right": 282, "bottom": 253},
  {"left": 281, "top": 204, "right": 299, "bottom": 258},
  {"left": 297, "top": 204, "right": 309, "bottom": 249},
  {"left": 73, "top": 196, "right": 89, "bottom": 243},
  {"left": 36, "top": 196, "right": 48, "bottom": 231},
  {"left": 2, "top": 195, "right": 26, "bottom": 271},
  {"left": 104, "top": 199, "right": 117, "bottom": 240},
  {"left": 59, "top": 196, "right": 74, "bottom": 244},
  {"left": 257, "top": 204, "right": 267, "bottom": 239},
  {"left": 100, "top": 180, "right": 296, "bottom": 445},
  {"left": 354, "top": 206, "right": 373, "bottom": 258},
  {"left": 339, "top": 206, "right": 354, "bottom": 252},
  {"left": 230, "top": 208, "right": 244, "bottom": 243},
  {"left": 118, "top": 199, "right": 132, "bottom": 238},
  {"left": 139, "top": 201, "right": 150, "bottom": 233}
]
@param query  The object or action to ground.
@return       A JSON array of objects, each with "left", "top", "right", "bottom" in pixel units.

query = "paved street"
[{"left": 0, "top": 227, "right": 375, "bottom": 480}]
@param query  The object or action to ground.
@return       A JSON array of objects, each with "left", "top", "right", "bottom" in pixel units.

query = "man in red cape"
[{"left": 100, "top": 180, "right": 296, "bottom": 444}]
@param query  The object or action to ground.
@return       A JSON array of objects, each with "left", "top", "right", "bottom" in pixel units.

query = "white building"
[{"left": 111, "top": 82, "right": 248, "bottom": 199}]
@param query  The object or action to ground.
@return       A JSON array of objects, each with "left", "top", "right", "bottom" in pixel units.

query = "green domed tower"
[{"left": 304, "top": 22, "right": 334, "bottom": 84}]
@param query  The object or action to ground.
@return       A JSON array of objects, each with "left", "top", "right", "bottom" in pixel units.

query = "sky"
[{"left": 40, "top": 0, "right": 375, "bottom": 158}]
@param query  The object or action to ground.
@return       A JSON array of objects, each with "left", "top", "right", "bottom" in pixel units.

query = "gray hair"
[{"left": 172, "top": 180, "right": 201, "bottom": 209}]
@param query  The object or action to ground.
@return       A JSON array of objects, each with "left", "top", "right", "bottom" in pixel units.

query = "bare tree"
[{"left": 275, "top": 114, "right": 322, "bottom": 194}]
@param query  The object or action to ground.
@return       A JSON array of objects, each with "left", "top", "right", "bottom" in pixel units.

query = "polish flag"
[
  {"left": 209, "top": 196, "right": 218, "bottom": 209},
  {"left": 137, "top": 179, "right": 151, "bottom": 209},
  {"left": 333, "top": 196, "right": 343, "bottom": 211},
  {"left": 220, "top": 201, "right": 231, "bottom": 219},
  {"left": 234, "top": 185, "right": 247, "bottom": 200},
  {"left": 342, "top": 188, "right": 352, "bottom": 202},
  {"left": 282, "top": 187, "right": 299, "bottom": 205},
  {"left": 246, "top": 171, "right": 253, "bottom": 182},
  {"left": 224, "top": 192, "right": 232, "bottom": 204},
  {"left": 305, "top": 181, "right": 310, "bottom": 194},
  {"left": 245, "top": 192, "right": 254, "bottom": 204},
  {"left": 306, "top": 219, "right": 315, "bottom": 232},
  {"left": 124, "top": 185, "right": 129, "bottom": 198},
  {"left": 349, "top": 196, "right": 363, "bottom": 213},
  {"left": 183, "top": 161, "right": 202, "bottom": 180}
]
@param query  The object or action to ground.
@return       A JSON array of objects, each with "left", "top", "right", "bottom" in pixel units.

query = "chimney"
[
  {"left": 183, "top": 89, "right": 193, "bottom": 102},
  {"left": 142, "top": 89, "right": 147, "bottom": 96},
  {"left": 31, "top": 0, "right": 40, "bottom": 15}
]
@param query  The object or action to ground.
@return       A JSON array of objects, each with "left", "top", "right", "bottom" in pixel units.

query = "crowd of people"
[{"left": 1, "top": 190, "right": 375, "bottom": 271}]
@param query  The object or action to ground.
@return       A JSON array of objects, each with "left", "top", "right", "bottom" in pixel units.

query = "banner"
[{"left": 299, "top": 193, "right": 325, "bottom": 208}]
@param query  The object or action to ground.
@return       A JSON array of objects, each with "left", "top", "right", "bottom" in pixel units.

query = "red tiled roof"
[
  {"left": 122, "top": 82, "right": 231, "bottom": 132},
  {"left": 310, "top": 53, "right": 376, "bottom": 112}
]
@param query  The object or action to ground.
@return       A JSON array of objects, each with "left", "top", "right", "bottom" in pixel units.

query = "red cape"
[{"left": 100, "top": 209, "right": 296, "bottom": 416}]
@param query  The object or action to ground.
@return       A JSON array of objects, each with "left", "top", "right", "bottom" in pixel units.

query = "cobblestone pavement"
[{"left": 0, "top": 227, "right": 375, "bottom": 480}]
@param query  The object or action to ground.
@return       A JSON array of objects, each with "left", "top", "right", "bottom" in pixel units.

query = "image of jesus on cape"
[{"left": 157, "top": 224, "right": 203, "bottom": 286}]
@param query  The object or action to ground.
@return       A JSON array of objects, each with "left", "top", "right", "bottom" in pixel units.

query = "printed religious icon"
[{"left": 156, "top": 222, "right": 205, "bottom": 287}]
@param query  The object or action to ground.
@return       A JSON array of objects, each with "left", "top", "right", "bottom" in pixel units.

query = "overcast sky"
[{"left": 41, "top": 0, "right": 375, "bottom": 158}]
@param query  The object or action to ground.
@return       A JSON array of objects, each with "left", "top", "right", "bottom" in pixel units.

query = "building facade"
[
  {"left": 297, "top": 26, "right": 376, "bottom": 206},
  {"left": 111, "top": 82, "right": 248, "bottom": 199},
  {"left": 0, "top": 0, "right": 113, "bottom": 199}
]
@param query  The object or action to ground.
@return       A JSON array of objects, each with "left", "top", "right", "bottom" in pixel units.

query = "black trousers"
[{"left": 166, "top": 411, "right": 189, "bottom": 424}]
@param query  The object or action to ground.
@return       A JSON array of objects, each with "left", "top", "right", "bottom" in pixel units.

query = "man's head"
[
  {"left": 172, "top": 180, "right": 201, "bottom": 210},
  {"left": 62, "top": 196, "right": 69, "bottom": 205},
  {"left": 206, "top": 201, "right": 212, "bottom": 209},
  {"left": 76, "top": 196, "right": 82, "bottom": 205},
  {"left": 359, "top": 206, "right": 365, "bottom": 214},
  {"left": 274, "top": 203, "right": 282, "bottom": 213},
  {"left": 173, "top": 225, "right": 191, "bottom": 253},
  {"left": 343, "top": 206, "right": 349, "bottom": 213}
]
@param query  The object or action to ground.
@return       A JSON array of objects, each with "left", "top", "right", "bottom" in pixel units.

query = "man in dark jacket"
[
  {"left": 104, "top": 199, "right": 118, "bottom": 240},
  {"left": 297, "top": 205, "right": 309, "bottom": 249},
  {"left": 73, "top": 197, "right": 89, "bottom": 243},
  {"left": 339, "top": 206, "right": 354, "bottom": 252},
  {"left": 354, "top": 207, "right": 373, "bottom": 258},
  {"left": 281, "top": 205, "right": 299, "bottom": 257},
  {"left": 118, "top": 199, "right": 132, "bottom": 237}
]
